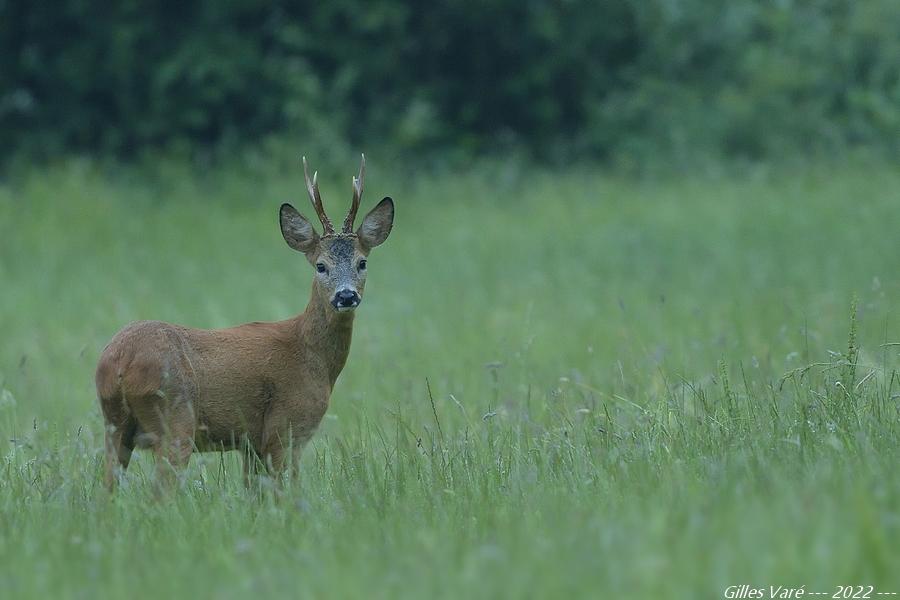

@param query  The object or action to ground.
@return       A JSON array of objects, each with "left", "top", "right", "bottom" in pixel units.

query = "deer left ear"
[{"left": 357, "top": 197, "right": 394, "bottom": 249}]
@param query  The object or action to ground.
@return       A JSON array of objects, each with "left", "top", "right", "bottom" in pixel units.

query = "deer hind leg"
[
  {"left": 154, "top": 426, "right": 194, "bottom": 492},
  {"left": 103, "top": 415, "right": 137, "bottom": 492},
  {"left": 99, "top": 391, "right": 137, "bottom": 492},
  {"left": 128, "top": 392, "right": 196, "bottom": 491}
]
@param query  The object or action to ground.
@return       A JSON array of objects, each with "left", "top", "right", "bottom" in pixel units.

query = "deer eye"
[
  {"left": 358, "top": 259, "right": 367, "bottom": 271},
  {"left": 316, "top": 263, "right": 328, "bottom": 274}
]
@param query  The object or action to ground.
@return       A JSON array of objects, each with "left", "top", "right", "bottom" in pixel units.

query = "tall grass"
[{"left": 1, "top": 160, "right": 899, "bottom": 598}]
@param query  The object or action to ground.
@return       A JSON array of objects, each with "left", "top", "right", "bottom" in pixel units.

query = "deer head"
[{"left": 279, "top": 155, "right": 394, "bottom": 312}]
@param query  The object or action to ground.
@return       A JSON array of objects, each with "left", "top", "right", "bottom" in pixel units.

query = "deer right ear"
[{"left": 280, "top": 203, "right": 319, "bottom": 254}]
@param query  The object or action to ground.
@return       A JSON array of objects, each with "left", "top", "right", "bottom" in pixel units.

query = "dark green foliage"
[{"left": 2, "top": 0, "right": 898, "bottom": 162}]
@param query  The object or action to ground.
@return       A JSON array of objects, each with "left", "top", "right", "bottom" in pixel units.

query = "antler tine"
[
  {"left": 302, "top": 156, "right": 334, "bottom": 235},
  {"left": 342, "top": 153, "right": 366, "bottom": 233}
]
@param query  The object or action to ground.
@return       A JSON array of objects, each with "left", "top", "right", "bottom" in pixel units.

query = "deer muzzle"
[{"left": 332, "top": 288, "right": 361, "bottom": 311}]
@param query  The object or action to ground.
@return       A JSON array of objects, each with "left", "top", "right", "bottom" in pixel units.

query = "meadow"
[{"left": 1, "top": 159, "right": 899, "bottom": 598}]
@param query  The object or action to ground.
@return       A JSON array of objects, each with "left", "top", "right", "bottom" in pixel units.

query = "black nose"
[{"left": 332, "top": 289, "right": 360, "bottom": 308}]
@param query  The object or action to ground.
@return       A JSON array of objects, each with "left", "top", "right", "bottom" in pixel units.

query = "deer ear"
[
  {"left": 280, "top": 203, "right": 319, "bottom": 254},
  {"left": 357, "top": 197, "right": 394, "bottom": 249}
]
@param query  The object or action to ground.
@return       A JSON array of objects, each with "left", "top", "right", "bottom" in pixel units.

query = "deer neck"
[{"left": 294, "top": 281, "right": 355, "bottom": 385}]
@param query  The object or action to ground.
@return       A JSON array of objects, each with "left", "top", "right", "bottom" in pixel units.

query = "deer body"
[{"left": 95, "top": 156, "right": 393, "bottom": 489}]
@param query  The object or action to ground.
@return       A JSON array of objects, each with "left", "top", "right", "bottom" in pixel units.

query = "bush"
[{"left": 1, "top": 0, "right": 898, "bottom": 163}]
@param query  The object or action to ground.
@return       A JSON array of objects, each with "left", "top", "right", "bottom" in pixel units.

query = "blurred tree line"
[{"left": 1, "top": 0, "right": 898, "bottom": 164}]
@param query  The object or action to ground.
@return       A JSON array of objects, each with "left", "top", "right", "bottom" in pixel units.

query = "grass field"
[{"left": 1, "top": 159, "right": 899, "bottom": 598}]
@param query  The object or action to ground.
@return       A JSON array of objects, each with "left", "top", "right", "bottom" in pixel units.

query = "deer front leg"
[
  {"left": 242, "top": 444, "right": 262, "bottom": 489},
  {"left": 260, "top": 435, "right": 291, "bottom": 483},
  {"left": 260, "top": 425, "right": 310, "bottom": 487}
]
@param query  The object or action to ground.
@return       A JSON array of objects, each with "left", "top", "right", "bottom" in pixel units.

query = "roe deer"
[{"left": 95, "top": 155, "right": 394, "bottom": 490}]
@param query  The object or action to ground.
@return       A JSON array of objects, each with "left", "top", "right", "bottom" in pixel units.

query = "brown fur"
[{"left": 95, "top": 157, "right": 393, "bottom": 490}]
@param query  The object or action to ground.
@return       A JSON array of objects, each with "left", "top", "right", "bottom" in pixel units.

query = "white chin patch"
[{"left": 335, "top": 305, "right": 357, "bottom": 312}]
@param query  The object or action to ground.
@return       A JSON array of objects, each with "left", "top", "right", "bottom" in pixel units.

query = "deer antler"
[
  {"left": 302, "top": 156, "right": 335, "bottom": 236},
  {"left": 342, "top": 153, "right": 365, "bottom": 233}
]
